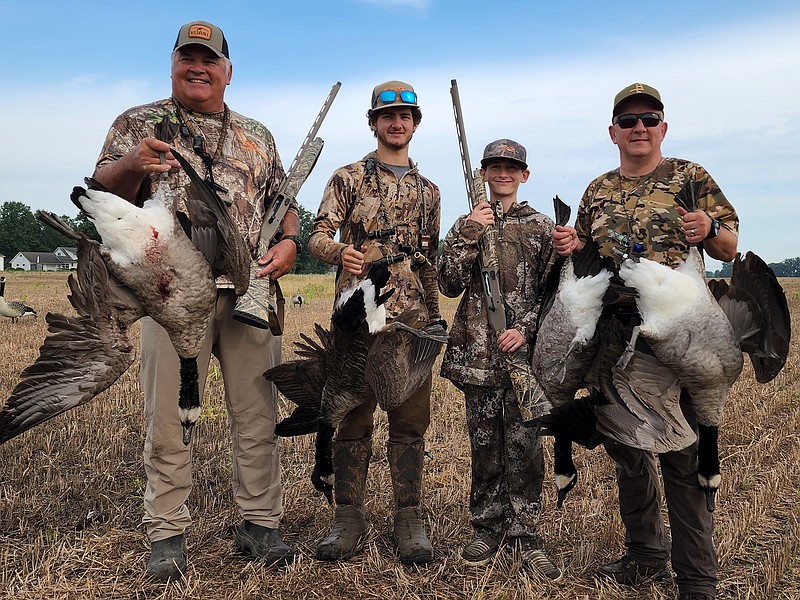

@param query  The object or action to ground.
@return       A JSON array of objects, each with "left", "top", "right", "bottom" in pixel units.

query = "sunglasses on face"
[
  {"left": 613, "top": 112, "right": 663, "bottom": 129},
  {"left": 378, "top": 89, "right": 418, "bottom": 104}
]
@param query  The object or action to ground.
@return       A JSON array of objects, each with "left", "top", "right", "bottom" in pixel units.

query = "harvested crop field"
[{"left": 0, "top": 271, "right": 798, "bottom": 600}]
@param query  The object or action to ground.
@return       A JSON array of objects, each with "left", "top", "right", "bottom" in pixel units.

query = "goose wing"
[
  {"left": 0, "top": 214, "right": 144, "bottom": 444},
  {"left": 170, "top": 148, "right": 251, "bottom": 295},
  {"left": 266, "top": 324, "right": 330, "bottom": 436},
  {"left": 365, "top": 314, "right": 447, "bottom": 412},
  {"left": 709, "top": 251, "right": 790, "bottom": 383}
]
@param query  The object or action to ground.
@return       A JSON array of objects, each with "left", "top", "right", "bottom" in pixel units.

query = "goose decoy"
[
  {"left": 0, "top": 277, "right": 37, "bottom": 323},
  {"left": 265, "top": 258, "right": 447, "bottom": 504},
  {"left": 0, "top": 148, "right": 249, "bottom": 446},
  {"left": 291, "top": 294, "right": 304, "bottom": 308}
]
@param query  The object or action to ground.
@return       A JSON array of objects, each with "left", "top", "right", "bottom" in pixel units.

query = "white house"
[{"left": 10, "top": 249, "right": 77, "bottom": 271}]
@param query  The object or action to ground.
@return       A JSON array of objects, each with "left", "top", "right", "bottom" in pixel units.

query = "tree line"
[{"left": 2, "top": 201, "right": 797, "bottom": 277}]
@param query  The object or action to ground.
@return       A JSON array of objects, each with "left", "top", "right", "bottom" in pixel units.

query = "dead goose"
[
  {"left": 0, "top": 277, "right": 37, "bottom": 323},
  {"left": 266, "top": 258, "right": 447, "bottom": 503},
  {"left": 616, "top": 248, "right": 790, "bottom": 511},
  {"left": 0, "top": 148, "right": 248, "bottom": 445}
]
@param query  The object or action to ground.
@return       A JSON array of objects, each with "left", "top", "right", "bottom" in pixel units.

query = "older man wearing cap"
[
  {"left": 438, "top": 139, "right": 561, "bottom": 578},
  {"left": 92, "top": 20, "right": 299, "bottom": 580},
  {"left": 552, "top": 84, "right": 739, "bottom": 599},
  {"left": 307, "top": 80, "right": 441, "bottom": 565}
]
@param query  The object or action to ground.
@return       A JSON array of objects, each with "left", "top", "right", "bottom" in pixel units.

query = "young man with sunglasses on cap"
[
  {"left": 307, "top": 80, "right": 441, "bottom": 565},
  {"left": 552, "top": 83, "right": 739, "bottom": 600},
  {"left": 438, "top": 140, "right": 561, "bottom": 579},
  {"left": 92, "top": 20, "right": 299, "bottom": 581}
]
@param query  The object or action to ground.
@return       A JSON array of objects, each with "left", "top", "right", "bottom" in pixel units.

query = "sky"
[{"left": 1, "top": 0, "right": 798, "bottom": 269}]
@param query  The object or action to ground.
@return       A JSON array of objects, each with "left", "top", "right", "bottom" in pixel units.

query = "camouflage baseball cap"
[
  {"left": 480, "top": 139, "right": 528, "bottom": 170},
  {"left": 613, "top": 82, "right": 663, "bottom": 115},
  {"left": 174, "top": 21, "right": 229, "bottom": 59},
  {"left": 370, "top": 80, "right": 419, "bottom": 111}
]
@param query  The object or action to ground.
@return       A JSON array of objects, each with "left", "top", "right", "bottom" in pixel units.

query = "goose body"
[
  {"left": 0, "top": 148, "right": 248, "bottom": 445},
  {"left": 266, "top": 258, "right": 447, "bottom": 503},
  {"left": 291, "top": 294, "right": 304, "bottom": 308},
  {"left": 0, "top": 277, "right": 37, "bottom": 323}
]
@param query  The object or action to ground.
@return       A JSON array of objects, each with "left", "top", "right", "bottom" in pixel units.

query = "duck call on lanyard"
[
  {"left": 232, "top": 82, "right": 341, "bottom": 333},
  {"left": 449, "top": 79, "right": 550, "bottom": 421}
]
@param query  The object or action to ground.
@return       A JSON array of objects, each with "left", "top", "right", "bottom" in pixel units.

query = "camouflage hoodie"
[
  {"left": 308, "top": 152, "right": 441, "bottom": 324},
  {"left": 438, "top": 201, "right": 555, "bottom": 388}
]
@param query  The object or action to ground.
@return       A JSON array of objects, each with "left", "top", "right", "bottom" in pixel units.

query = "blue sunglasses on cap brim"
[{"left": 378, "top": 89, "right": 417, "bottom": 104}]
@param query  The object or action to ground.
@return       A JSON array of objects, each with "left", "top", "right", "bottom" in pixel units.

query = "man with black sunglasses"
[
  {"left": 308, "top": 80, "right": 442, "bottom": 565},
  {"left": 552, "top": 82, "right": 739, "bottom": 600},
  {"left": 93, "top": 20, "right": 299, "bottom": 580}
]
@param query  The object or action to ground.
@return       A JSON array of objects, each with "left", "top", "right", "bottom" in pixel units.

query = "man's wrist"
[{"left": 280, "top": 234, "right": 302, "bottom": 253}]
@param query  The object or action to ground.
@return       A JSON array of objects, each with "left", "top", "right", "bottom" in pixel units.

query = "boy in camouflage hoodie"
[{"left": 438, "top": 140, "right": 560, "bottom": 579}]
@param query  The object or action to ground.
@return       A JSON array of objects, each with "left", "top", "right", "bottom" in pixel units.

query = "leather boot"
[
  {"left": 388, "top": 440, "right": 433, "bottom": 564},
  {"left": 316, "top": 438, "right": 371, "bottom": 561}
]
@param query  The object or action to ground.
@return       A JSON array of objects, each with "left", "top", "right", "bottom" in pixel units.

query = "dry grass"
[{"left": 0, "top": 271, "right": 798, "bottom": 600}]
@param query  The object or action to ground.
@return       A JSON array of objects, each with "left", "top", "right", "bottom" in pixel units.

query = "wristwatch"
[
  {"left": 706, "top": 218, "right": 721, "bottom": 239},
  {"left": 280, "top": 234, "right": 302, "bottom": 253}
]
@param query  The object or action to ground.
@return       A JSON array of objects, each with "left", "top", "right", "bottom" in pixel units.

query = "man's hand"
[
  {"left": 497, "top": 328, "right": 525, "bottom": 353},
  {"left": 677, "top": 206, "right": 711, "bottom": 243},
  {"left": 256, "top": 239, "right": 297, "bottom": 280},
  {"left": 552, "top": 225, "right": 583, "bottom": 256},
  {"left": 341, "top": 244, "right": 367, "bottom": 275},
  {"left": 132, "top": 137, "right": 180, "bottom": 176}
]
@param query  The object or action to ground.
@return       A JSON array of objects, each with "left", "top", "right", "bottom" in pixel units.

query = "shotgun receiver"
[
  {"left": 232, "top": 82, "right": 341, "bottom": 333},
  {"left": 449, "top": 79, "right": 549, "bottom": 421}
]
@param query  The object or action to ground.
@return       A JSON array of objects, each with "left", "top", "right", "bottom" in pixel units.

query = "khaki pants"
[{"left": 140, "top": 290, "right": 283, "bottom": 541}]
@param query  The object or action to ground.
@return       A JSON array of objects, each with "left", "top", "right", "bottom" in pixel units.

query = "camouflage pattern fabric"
[
  {"left": 95, "top": 99, "right": 297, "bottom": 266},
  {"left": 438, "top": 202, "right": 556, "bottom": 388},
  {"left": 575, "top": 157, "right": 739, "bottom": 268},
  {"left": 464, "top": 384, "right": 544, "bottom": 542},
  {"left": 308, "top": 152, "right": 441, "bottom": 324}
]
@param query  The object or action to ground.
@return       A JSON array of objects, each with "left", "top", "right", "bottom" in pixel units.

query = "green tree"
[
  {"left": 769, "top": 257, "right": 800, "bottom": 277},
  {"left": 292, "top": 205, "right": 331, "bottom": 274},
  {"left": 0, "top": 202, "right": 42, "bottom": 260}
]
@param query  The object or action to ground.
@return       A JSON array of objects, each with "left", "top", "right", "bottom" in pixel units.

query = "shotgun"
[{"left": 232, "top": 82, "right": 341, "bottom": 333}]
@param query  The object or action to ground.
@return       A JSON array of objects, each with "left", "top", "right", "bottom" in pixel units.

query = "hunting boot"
[
  {"left": 388, "top": 440, "right": 434, "bottom": 565},
  {"left": 316, "top": 438, "right": 371, "bottom": 561}
]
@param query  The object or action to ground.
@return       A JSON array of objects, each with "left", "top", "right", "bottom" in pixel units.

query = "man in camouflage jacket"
[
  {"left": 438, "top": 139, "right": 560, "bottom": 578},
  {"left": 553, "top": 83, "right": 739, "bottom": 600},
  {"left": 307, "top": 80, "right": 440, "bottom": 565}
]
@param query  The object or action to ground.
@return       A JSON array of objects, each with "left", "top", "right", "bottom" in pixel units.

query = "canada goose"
[
  {"left": 0, "top": 148, "right": 249, "bottom": 445},
  {"left": 291, "top": 294, "right": 304, "bottom": 308},
  {"left": 266, "top": 258, "right": 447, "bottom": 503},
  {"left": 0, "top": 277, "right": 37, "bottom": 323},
  {"left": 616, "top": 247, "right": 789, "bottom": 510}
]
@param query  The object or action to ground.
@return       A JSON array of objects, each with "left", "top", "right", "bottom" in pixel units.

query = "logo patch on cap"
[{"left": 188, "top": 25, "right": 212, "bottom": 40}]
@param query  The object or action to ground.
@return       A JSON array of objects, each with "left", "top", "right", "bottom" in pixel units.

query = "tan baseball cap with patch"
[
  {"left": 370, "top": 80, "right": 419, "bottom": 111},
  {"left": 174, "top": 21, "right": 229, "bottom": 59},
  {"left": 613, "top": 82, "right": 663, "bottom": 115}
]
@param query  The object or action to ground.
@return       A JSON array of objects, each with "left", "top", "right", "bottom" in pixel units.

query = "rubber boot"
[
  {"left": 316, "top": 438, "right": 371, "bottom": 561},
  {"left": 388, "top": 440, "right": 433, "bottom": 564}
]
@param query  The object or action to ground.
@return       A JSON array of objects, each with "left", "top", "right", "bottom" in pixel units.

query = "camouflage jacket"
[
  {"left": 95, "top": 98, "right": 296, "bottom": 265},
  {"left": 438, "top": 202, "right": 556, "bottom": 388},
  {"left": 576, "top": 157, "right": 739, "bottom": 268},
  {"left": 308, "top": 152, "right": 441, "bottom": 324}
]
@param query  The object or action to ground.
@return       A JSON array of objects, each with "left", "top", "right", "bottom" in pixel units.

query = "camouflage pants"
[{"left": 464, "top": 384, "right": 544, "bottom": 545}]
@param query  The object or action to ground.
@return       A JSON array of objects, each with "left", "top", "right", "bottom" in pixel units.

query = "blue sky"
[{"left": 1, "top": 0, "right": 798, "bottom": 268}]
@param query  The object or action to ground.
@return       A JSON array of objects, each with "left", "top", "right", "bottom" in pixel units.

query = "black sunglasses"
[{"left": 613, "top": 112, "right": 663, "bottom": 129}]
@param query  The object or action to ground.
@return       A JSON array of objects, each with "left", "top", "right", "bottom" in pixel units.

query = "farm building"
[{"left": 9, "top": 247, "right": 78, "bottom": 271}]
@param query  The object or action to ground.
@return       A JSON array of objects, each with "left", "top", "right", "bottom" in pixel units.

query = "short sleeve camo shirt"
[{"left": 575, "top": 157, "right": 739, "bottom": 268}]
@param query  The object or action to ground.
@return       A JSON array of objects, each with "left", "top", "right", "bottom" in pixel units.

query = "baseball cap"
[
  {"left": 174, "top": 21, "right": 229, "bottom": 59},
  {"left": 480, "top": 139, "right": 528, "bottom": 170},
  {"left": 370, "top": 80, "right": 419, "bottom": 111},
  {"left": 613, "top": 82, "right": 663, "bottom": 115}
]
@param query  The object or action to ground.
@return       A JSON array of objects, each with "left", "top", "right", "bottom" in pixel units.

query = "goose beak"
[
  {"left": 311, "top": 467, "right": 334, "bottom": 505},
  {"left": 555, "top": 472, "right": 578, "bottom": 509},
  {"left": 182, "top": 423, "right": 194, "bottom": 445},
  {"left": 705, "top": 489, "right": 716, "bottom": 513}
]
